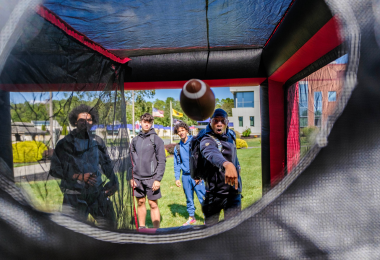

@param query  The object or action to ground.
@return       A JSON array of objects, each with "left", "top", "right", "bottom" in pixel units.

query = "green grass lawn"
[
  {"left": 18, "top": 179, "right": 63, "bottom": 212},
  {"left": 244, "top": 138, "right": 261, "bottom": 148},
  {"left": 14, "top": 162, "right": 40, "bottom": 168},
  {"left": 17, "top": 147, "right": 261, "bottom": 229}
]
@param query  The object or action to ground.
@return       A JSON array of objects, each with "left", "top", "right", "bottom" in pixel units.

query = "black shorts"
[{"left": 133, "top": 178, "right": 162, "bottom": 200}]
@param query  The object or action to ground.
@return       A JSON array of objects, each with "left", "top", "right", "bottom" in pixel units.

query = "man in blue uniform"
[
  {"left": 49, "top": 104, "right": 119, "bottom": 228},
  {"left": 200, "top": 108, "right": 242, "bottom": 225},
  {"left": 174, "top": 121, "right": 206, "bottom": 226}
]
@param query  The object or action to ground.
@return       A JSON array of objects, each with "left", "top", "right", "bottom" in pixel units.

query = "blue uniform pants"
[
  {"left": 182, "top": 174, "right": 206, "bottom": 217},
  {"left": 202, "top": 193, "right": 241, "bottom": 226}
]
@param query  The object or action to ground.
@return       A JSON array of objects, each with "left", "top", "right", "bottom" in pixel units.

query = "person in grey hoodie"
[{"left": 130, "top": 113, "right": 166, "bottom": 229}]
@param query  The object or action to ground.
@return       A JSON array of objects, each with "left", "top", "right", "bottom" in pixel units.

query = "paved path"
[{"left": 14, "top": 147, "right": 129, "bottom": 181}]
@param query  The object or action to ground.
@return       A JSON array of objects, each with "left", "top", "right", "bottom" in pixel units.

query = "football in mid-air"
[{"left": 180, "top": 79, "right": 215, "bottom": 121}]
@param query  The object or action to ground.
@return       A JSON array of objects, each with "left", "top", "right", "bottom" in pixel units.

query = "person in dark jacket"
[
  {"left": 49, "top": 104, "right": 119, "bottom": 228},
  {"left": 200, "top": 108, "right": 242, "bottom": 225},
  {"left": 130, "top": 113, "right": 166, "bottom": 229},
  {"left": 174, "top": 121, "right": 205, "bottom": 226}
]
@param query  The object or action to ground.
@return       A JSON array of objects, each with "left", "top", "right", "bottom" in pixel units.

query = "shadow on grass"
[
  {"left": 143, "top": 210, "right": 163, "bottom": 228},
  {"left": 168, "top": 204, "right": 203, "bottom": 220}
]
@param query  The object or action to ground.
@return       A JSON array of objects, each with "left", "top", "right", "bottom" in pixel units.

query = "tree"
[
  {"left": 11, "top": 101, "right": 49, "bottom": 123},
  {"left": 220, "top": 98, "right": 234, "bottom": 116},
  {"left": 152, "top": 97, "right": 197, "bottom": 127},
  {"left": 61, "top": 125, "right": 68, "bottom": 136},
  {"left": 215, "top": 98, "right": 222, "bottom": 109}
]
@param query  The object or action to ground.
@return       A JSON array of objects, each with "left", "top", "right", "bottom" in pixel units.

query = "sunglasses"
[
  {"left": 77, "top": 118, "right": 93, "bottom": 124},
  {"left": 211, "top": 118, "right": 229, "bottom": 125}
]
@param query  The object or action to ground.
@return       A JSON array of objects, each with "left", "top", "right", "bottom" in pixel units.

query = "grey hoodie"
[{"left": 130, "top": 128, "right": 166, "bottom": 181}]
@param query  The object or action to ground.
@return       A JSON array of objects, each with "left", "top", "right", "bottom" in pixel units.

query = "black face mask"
[{"left": 76, "top": 118, "right": 93, "bottom": 133}]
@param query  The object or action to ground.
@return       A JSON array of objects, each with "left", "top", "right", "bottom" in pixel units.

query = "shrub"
[
  {"left": 61, "top": 125, "right": 68, "bottom": 136},
  {"left": 236, "top": 138, "right": 248, "bottom": 149},
  {"left": 13, "top": 141, "right": 48, "bottom": 163},
  {"left": 234, "top": 130, "right": 242, "bottom": 139},
  {"left": 300, "top": 126, "right": 319, "bottom": 144},
  {"left": 165, "top": 149, "right": 169, "bottom": 157},
  {"left": 242, "top": 128, "right": 251, "bottom": 137},
  {"left": 41, "top": 125, "right": 46, "bottom": 131},
  {"left": 164, "top": 143, "right": 177, "bottom": 154}
]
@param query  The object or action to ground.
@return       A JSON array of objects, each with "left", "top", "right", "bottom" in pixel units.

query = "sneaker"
[{"left": 183, "top": 217, "right": 196, "bottom": 226}]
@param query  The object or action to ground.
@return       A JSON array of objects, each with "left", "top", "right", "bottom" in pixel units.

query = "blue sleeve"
[
  {"left": 174, "top": 146, "right": 181, "bottom": 180},
  {"left": 200, "top": 136, "right": 228, "bottom": 169},
  {"left": 98, "top": 137, "right": 119, "bottom": 185},
  {"left": 236, "top": 151, "right": 241, "bottom": 171}
]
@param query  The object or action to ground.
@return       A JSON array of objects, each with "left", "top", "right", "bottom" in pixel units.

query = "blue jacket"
[
  {"left": 200, "top": 124, "right": 242, "bottom": 195},
  {"left": 174, "top": 135, "right": 193, "bottom": 180}
]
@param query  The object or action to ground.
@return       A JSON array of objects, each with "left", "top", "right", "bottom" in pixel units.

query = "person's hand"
[
  {"left": 152, "top": 181, "right": 161, "bottom": 191},
  {"left": 130, "top": 179, "right": 137, "bottom": 188},
  {"left": 104, "top": 182, "right": 118, "bottom": 196},
  {"left": 87, "top": 174, "right": 97, "bottom": 186},
  {"left": 73, "top": 173, "right": 96, "bottom": 185},
  {"left": 175, "top": 180, "right": 181, "bottom": 187},
  {"left": 105, "top": 188, "right": 116, "bottom": 196},
  {"left": 223, "top": 162, "right": 238, "bottom": 190}
]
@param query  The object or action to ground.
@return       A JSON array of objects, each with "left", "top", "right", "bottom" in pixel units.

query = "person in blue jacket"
[
  {"left": 200, "top": 108, "right": 242, "bottom": 225},
  {"left": 174, "top": 121, "right": 206, "bottom": 226}
]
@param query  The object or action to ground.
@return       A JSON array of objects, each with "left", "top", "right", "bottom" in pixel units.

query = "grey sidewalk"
[{"left": 14, "top": 147, "right": 129, "bottom": 180}]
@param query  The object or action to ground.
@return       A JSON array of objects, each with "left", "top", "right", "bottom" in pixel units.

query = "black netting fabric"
[
  {"left": 286, "top": 57, "right": 346, "bottom": 174},
  {"left": 0, "top": 5, "right": 135, "bottom": 231},
  {"left": 10, "top": 86, "right": 135, "bottom": 230}
]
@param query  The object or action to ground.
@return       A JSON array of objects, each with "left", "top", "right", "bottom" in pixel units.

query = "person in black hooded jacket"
[
  {"left": 130, "top": 113, "right": 166, "bottom": 229},
  {"left": 49, "top": 104, "right": 119, "bottom": 228}
]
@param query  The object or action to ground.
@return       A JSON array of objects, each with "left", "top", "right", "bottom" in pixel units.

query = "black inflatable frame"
[{"left": 1, "top": 0, "right": 378, "bottom": 258}]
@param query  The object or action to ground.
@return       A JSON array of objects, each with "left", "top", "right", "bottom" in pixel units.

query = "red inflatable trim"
[
  {"left": 36, "top": 6, "right": 131, "bottom": 64},
  {"left": 0, "top": 83, "right": 109, "bottom": 92},
  {"left": 0, "top": 78, "right": 266, "bottom": 92},
  {"left": 268, "top": 80, "right": 285, "bottom": 186},
  {"left": 269, "top": 16, "right": 342, "bottom": 83},
  {"left": 124, "top": 78, "right": 267, "bottom": 90},
  {"left": 286, "top": 83, "right": 300, "bottom": 173}
]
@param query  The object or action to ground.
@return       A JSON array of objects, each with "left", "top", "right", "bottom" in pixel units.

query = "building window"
[
  {"left": 250, "top": 116, "right": 254, "bottom": 126},
  {"left": 235, "top": 92, "right": 254, "bottom": 108},
  {"left": 328, "top": 91, "right": 336, "bottom": 102},
  {"left": 239, "top": 117, "right": 243, "bottom": 127},
  {"left": 314, "top": 91, "right": 322, "bottom": 127},
  {"left": 299, "top": 83, "right": 308, "bottom": 127}
]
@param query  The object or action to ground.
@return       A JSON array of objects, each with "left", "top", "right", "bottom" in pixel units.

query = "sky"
[
  {"left": 147, "top": 87, "right": 233, "bottom": 102},
  {"left": 10, "top": 87, "right": 234, "bottom": 104}
]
